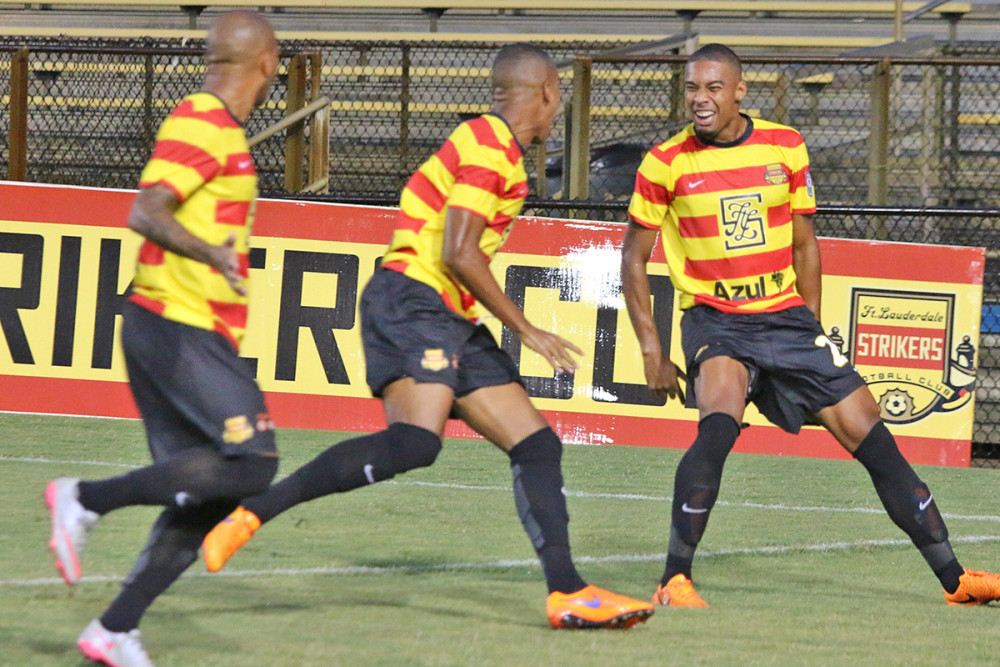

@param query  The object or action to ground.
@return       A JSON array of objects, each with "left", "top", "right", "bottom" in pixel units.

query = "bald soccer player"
[
  {"left": 201, "top": 43, "right": 654, "bottom": 630},
  {"left": 45, "top": 11, "right": 281, "bottom": 666}
]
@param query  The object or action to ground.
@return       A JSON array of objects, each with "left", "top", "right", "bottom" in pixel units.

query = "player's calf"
[
  {"left": 853, "top": 421, "right": 969, "bottom": 595},
  {"left": 279, "top": 422, "right": 442, "bottom": 499},
  {"left": 203, "top": 424, "right": 441, "bottom": 571},
  {"left": 663, "top": 412, "right": 740, "bottom": 586}
]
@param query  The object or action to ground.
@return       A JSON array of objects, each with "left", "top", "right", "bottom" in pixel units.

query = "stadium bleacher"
[{"left": 0, "top": 0, "right": 990, "bottom": 46}]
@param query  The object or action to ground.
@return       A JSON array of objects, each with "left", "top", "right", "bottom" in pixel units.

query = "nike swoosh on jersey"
[{"left": 688, "top": 179, "right": 706, "bottom": 188}]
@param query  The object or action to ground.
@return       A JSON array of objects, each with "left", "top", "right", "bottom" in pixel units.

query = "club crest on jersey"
[
  {"left": 839, "top": 288, "right": 975, "bottom": 424},
  {"left": 222, "top": 415, "right": 255, "bottom": 444},
  {"left": 719, "top": 193, "right": 766, "bottom": 251},
  {"left": 420, "top": 349, "right": 451, "bottom": 372},
  {"left": 764, "top": 163, "right": 787, "bottom": 185}
]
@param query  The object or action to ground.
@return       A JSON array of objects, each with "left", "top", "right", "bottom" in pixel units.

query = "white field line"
[
  {"left": 0, "top": 410, "right": 133, "bottom": 421},
  {"left": 4, "top": 534, "right": 1000, "bottom": 588},
  {"left": 0, "top": 455, "right": 142, "bottom": 469},
  {"left": 393, "top": 480, "right": 1000, "bottom": 524},
  {"left": 5, "top": 455, "right": 1000, "bottom": 524}
]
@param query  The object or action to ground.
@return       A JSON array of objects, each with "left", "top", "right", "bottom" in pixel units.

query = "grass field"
[{"left": 3, "top": 411, "right": 1000, "bottom": 666}]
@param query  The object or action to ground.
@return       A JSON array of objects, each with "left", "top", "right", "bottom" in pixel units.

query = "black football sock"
[
  {"left": 77, "top": 449, "right": 277, "bottom": 515},
  {"left": 662, "top": 413, "right": 740, "bottom": 585},
  {"left": 508, "top": 428, "right": 587, "bottom": 594},
  {"left": 852, "top": 421, "right": 961, "bottom": 591},
  {"left": 246, "top": 423, "right": 441, "bottom": 524},
  {"left": 927, "top": 549, "right": 964, "bottom": 594},
  {"left": 100, "top": 501, "right": 234, "bottom": 632}
]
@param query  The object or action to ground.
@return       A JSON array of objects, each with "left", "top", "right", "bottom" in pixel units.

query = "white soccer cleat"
[
  {"left": 78, "top": 619, "right": 155, "bottom": 667},
  {"left": 45, "top": 477, "right": 98, "bottom": 585}
]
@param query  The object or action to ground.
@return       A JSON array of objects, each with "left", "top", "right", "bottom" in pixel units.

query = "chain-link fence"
[
  {"left": 5, "top": 39, "right": 998, "bottom": 206},
  {"left": 0, "top": 39, "right": 307, "bottom": 191},
  {"left": 577, "top": 54, "right": 1000, "bottom": 208},
  {"left": 3, "top": 37, "right": 1000, "bottom": 463},
  {"left": 0, "top": 36, "right": 640, "bottom": 194}
]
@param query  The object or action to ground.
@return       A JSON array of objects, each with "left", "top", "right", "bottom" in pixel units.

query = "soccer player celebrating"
[
  {"left": 621, "top": 43, "right": 1000, "bottom": 608},
  {"left": 45, "top": 11, "right": 281, "bottom": 665},
  {"left": 202, "top": 43, "right": 654, "bottom": 630}
]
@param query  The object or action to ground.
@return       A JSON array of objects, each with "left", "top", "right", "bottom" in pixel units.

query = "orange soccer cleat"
[
  {"left": 546, "top": 584, "right": 654, "bottom": 629},
  {"left": 202, "top": 506, "right": 261, "bottom": 572},
  {"left": 944, "top": 569, "right": 1000, "bottom": 606},
  {"left": 653, "top": 573, "right": 709, "bottom": 608}
]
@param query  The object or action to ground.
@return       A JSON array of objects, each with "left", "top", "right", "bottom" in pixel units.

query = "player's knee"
[
  {"left": 228, "top": 455, "right": 279, "bottom": 499},
  {"left": 694, "top": 413, "right": 740, "bottom": 459},
  {"left": 170, "top": 449, "right": 277, "bottom": 506},
  {"left": 167, "top": 449, "right": 226, "bottom": 505},
  {"left": 853, "top": 421, "right": 918, "bottom": 483},
  {"left": 507, "top": 427, "right": 562, "bottom": 466},
  {"left": 387, "top": 422, "right": 442, "bottom": 472},
  {"left": 676, "top": 413, "right": 739, "bottom": 485}
]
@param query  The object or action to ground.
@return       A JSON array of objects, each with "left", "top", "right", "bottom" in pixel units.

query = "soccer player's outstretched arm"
[
  {"left": 621, "top": 220, "right": 685, "bottom": 401},
  {"left": 128, "top": 183, "right": 246, "bottom": 296},
  {"left": 441, "top": 206, "right": 581, "bottom": 373},
  {"left": 791, "top": 213, "right": 822, "bottom": 321}
]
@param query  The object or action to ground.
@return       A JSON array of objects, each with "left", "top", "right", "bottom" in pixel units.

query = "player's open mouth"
[{"left": 693, "top": 110, "right": 715, "bottom": 125}]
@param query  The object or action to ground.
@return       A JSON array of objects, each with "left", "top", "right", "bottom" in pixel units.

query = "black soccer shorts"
[
  {"left": 681, "top": 304, "right": 867, "bottom": 433},
  {"left": 121, "top": 301, "right": 277, "bottom": 460},
  {"left": 359, "top": 268, "right": 521, "bottom": 398}
]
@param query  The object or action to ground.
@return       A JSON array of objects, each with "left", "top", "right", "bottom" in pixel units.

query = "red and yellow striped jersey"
[
  {"left": 130, "top": 92, "right": 257, "bottom": 348},
  {"left": 629, "top": 116, "right": 816, "bottom": 313},
  {"left": 382, "top": 113, "right": 529, "bottom": 321}
]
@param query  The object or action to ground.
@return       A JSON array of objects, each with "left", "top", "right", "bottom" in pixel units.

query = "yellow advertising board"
[{"left": 0, "top": 182, "right": 984, "bottom": 465}]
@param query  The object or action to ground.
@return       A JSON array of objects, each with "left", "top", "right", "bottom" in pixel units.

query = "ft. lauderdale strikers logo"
[{"left": 838, "top": 289, "right": 976, "bottom": 424}]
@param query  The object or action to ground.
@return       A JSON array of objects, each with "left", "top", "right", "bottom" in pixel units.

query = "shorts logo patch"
[
  {"left": 223, "top": 415, "right": 255, "bottom": 444},
  {"left": 844, "top": 288, "right": 974, "bottom": 424},
  {"left": 420, "top": 349, "right": 450, "bottom": 372},
  {"left": 815, "top": 335, "right": 850, "bottom": 367}
]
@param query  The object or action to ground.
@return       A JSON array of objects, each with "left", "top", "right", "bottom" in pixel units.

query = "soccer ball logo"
[{"left": 879, "top": 389, "right": 915, "bottom": 420}]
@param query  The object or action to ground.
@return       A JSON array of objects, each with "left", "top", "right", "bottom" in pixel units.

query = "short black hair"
[
  {"left": 688, "top": 43, "right": 742, "bottom": 77},
  {"left": 493, "top": 43, "right": 554, "bottom": 77}
]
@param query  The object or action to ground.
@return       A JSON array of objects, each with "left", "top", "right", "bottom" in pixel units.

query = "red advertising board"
[{"left": 0, "top": 182, "right": 985, "bottom": 465}]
